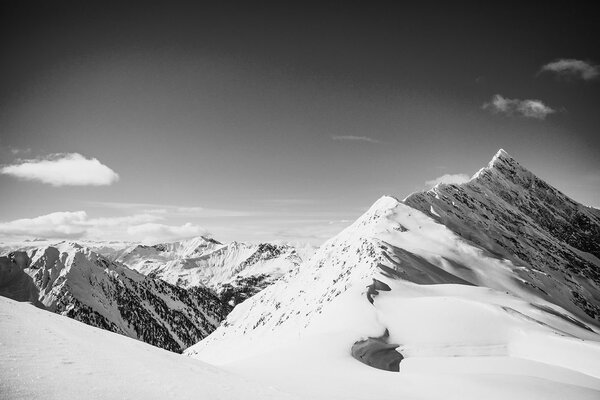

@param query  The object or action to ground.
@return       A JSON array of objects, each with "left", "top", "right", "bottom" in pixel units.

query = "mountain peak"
[
  {"left": 403, "top": 149, "right": 600, "bottom": 325},
  {"left": 490, "top": 148, "right": 516, "bottom": 167},
  {"left": 494, "top": 148, "right": 510, "bottom": 159},
  {"left": 368, "top": 195, "right": 400, "bottom": 213},
  {"left": 56, "top": 241, "right": 84, "bottom": 250},
  {"left": 471, "top": 148, "right": 522, "bottom": 181}
]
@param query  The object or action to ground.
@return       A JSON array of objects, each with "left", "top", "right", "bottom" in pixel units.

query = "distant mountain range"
[
  {"left": 0, "top": 238, "right": 309, "bottom": 352},
  {"left": 117, "top": 237, "right": 304, "bottom": 305}
]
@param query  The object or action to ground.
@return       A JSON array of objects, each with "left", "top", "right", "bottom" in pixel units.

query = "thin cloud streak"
[
  {"left": 482, "top": 94, "right": 555, "bottom": 120},
  {"left": 0, "top": 210, "right": 205, "bottom": 243},
  {"left": 332, "top": 135, "right": 382, "bottom": 144},
  {"left": 87, "top": 201, "right": 254, "bottom": 218},
  {"left": 1, "top": 153, "right": 119, "bottom": 186},
  {"left": 0, "top": 211, "right": 89, "bottom": 239},
  {"left": 9, "top": 147, "right": 31, "bottom": 155},
  {"left": 257, "top": 198, "right": 319, "bottom": 206},
  {"left": 88, "top": 200, "right": 356, "bottom": 219},
  {"left": 540, "top": 59, "right": 599, "bottom": 81},
  {"left": 126, "top": 222, "right": 207, "bottom": 244}
]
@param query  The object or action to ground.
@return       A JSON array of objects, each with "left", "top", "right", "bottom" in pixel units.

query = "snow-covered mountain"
[
  {"left": 0, "top": 235, "right": 309, "bottom": 352},
  {"left": 0, "top": 238, "right": 135, "bottom": 261},
  {"left": 186, "top": 150, "right": 600, "bottom": 399},
  {"left": 118, "top": 237, "right": 304, "bottom": 305},
  {"left": 0, "top": 242, "right": 226, "bottom": 352}
]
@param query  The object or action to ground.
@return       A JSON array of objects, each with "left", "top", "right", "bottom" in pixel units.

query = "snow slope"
[
  {"left": 0, "top": 297, "right": 299, "bottom": 400},
  {"left": 187, "top": 152, "right": 600, "bottom": 400}
]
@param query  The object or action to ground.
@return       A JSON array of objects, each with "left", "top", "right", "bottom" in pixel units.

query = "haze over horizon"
[{"left": 1, "top": 2, "right": 598, "bottom": 245}]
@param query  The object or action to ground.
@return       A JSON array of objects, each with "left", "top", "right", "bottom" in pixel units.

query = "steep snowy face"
[
  {"left": 118, "top": 237, "right": 304, "bottom": 302},
  {"left": 6, "top": 242, "right": 227, "bottom": 352},
  {"left": 404, "top": 149, "right": 600, "bottom": 325}
]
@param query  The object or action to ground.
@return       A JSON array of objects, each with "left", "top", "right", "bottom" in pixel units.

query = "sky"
[{"left": 1, "top": 2, "right": 599, "bottom": 245}]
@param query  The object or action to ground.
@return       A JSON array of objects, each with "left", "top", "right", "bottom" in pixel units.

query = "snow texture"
[{"left": 0, "top": 296, "right": 299, "bottom": 400}]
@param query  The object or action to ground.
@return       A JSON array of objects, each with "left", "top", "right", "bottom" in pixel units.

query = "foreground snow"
[{"left": 0, "top": 297, "right": 298, "bottom": 400}]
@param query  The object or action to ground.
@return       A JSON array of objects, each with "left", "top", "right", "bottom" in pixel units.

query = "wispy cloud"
[
  {"left": 1, "top": 153, "right": 119, "bottom": 186},
  {"left": 0, "top": 211, "right": 89, "bottom": 239},
  {"left": 425, "top": 173, "right": 470, "bottom": 188},
  {"left": 327, "top": 219, "right": 352, "bottom": 225},
  {"left": 482, "top": 94, "right": 555, "bottom": 120},
  {"left": 540, "top": 59, "right": 599, "bottom": 81},
  {"left": 332, "top": 135, "right": 381, "bottom": 144},
  {"left": 0, "top": 211, "right": 205, "bottom": 243},
  {"left": 127, "top": 223, "right": 206, "bottom": 243},
  {"left": 9, "top": 147, "right": 31, "bottom": 156},
  {"left": 257, "top": 198, "right": 319, "bottom": 206},
  {"left": 85, "top": 214, "right": 162, "bottom": 227},
  {"left": 88, "top": 201, "right": 253, "bottom": 218}
]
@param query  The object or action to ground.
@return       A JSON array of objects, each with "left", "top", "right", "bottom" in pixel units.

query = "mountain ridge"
[
  {"left": 404, "top": 149, "right": 600, "bottom": 324},
  {"left": 185, "top": 149, "right": 600, "bottom": 399}
]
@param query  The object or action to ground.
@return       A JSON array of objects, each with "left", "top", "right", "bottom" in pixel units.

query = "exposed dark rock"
[
  {"left": 351, "top": 329, "right": 403, "bottom": 372},
  {"left": 366, "top": 278, "right": 391, "bottom": 304},
  {"left": 0, "top": 252, "right": 43, "bottom": 308},
  {"left": 218, "top": 273, "right": 274, "bottom": 307}
]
